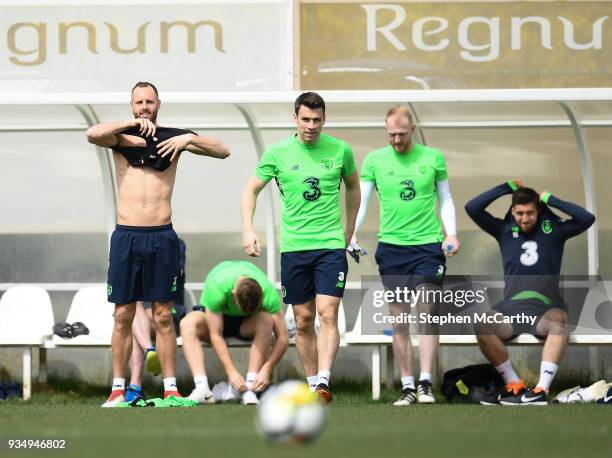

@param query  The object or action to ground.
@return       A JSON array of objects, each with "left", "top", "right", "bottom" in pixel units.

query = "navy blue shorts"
[
  {"left": 280, "top": 249, "right": 348, "bottom": 305},
  {"left": 107, "top": 224, "right": 180, "bottom": 304},
  {"left": 494, "top": 299, "right": 565, "bottom": 339},
  {"left": 375, "top": 242, "right": 446, "bottom": 291}
]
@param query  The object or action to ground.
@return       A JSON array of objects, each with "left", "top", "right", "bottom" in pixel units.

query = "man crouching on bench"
[{"left": 181, "top": 260, "right": 289, "bottom": 405}]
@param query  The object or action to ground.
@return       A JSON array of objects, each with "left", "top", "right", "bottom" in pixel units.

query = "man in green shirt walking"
[
  {"left": 241, "top": 92, "right": 361, "bottom": 403},
  {"left": 353, "top": 106, "right": 460, "bottom": 406},
  {"left": 180, "top": 260, "right": 289, "bottom": 405}
]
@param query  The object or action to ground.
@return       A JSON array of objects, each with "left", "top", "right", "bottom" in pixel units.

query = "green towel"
[{"left": 116, "top": 395, "right": 197, "bottom": 408}]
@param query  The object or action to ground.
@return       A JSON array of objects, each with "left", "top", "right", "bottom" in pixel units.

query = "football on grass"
[{"left": 256, "top": 380, "right": 326, "bottom": 444}]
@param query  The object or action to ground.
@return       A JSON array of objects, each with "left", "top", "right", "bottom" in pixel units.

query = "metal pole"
[{"left": 234, "top": 104, "right": 277, "bottom": 284}]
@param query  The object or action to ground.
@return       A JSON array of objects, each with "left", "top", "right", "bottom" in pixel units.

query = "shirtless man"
[{"left": 86, "top": 82, "right": 229, "bottom": 407}]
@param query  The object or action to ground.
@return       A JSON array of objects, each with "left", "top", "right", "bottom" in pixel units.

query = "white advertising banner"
[{"left": 0, "top": 0, "right": 292, "bottom": 92}]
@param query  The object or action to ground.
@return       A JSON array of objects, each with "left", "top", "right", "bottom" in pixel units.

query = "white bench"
[
  {"left": 0, "top": 286, "right": 55, "bottom": 400},
  {"left": 4, "top": 283, "right": 609, "bottom": 401},
  {"left": 346, "top": 284, "right": 612, "bottom": 400}
]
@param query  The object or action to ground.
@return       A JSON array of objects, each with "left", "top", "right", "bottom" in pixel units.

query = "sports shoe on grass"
[
  {"left": 163, "top": 390, "right": 182, "bottom": 400},
  {"left": 417, "top": 380, "right": 435, "bottom": 403},
  {"left": 500, "top": 386, "right": 547, "bottom": 406},
  {"left": 241, "top": 390, "right": 259, "bottom": 406},
  {"left": 125, "top": 384, "right": 145, "bottom": 403},
  {"left": 315, "top": 383, "right": 332, "bottom": 404},
  {"left": 187, "top": 386, "right": 215, "bottom": 404},
  {"left": 393, "top": 388, "right": 417, "bottom": 406},
  {"left": 498, "top": 380, "right": 527, "bottom": 405},
  {"left": 102, "top": 390, "right": 125, "bottom": 408},
  {"left": 145, "top": 347, "right": 161, "bottom": 376}
]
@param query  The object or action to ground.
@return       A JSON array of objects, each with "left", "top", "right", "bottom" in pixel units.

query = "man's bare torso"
[{"left": 113, "top": 135, "right": 177, "bottom": 226}]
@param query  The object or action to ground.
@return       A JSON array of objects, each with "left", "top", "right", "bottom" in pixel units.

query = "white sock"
[
  {"left": 193, "top": 375, "right": 210, "bottom": 392},
  {"left": 495, "top": 360, "right": 521, "bottom": 384},
  {"left": 112, "top": 378, "right": 125, "bottom": 391},
  {"left": 401, "top": 376, "right": 415, "bottom": 390},
  {"left": 536, "top": 361, "right": 558, "bottom": 392},
  {"left": 306, "top": 375, "right": 318, "bottom": 391},
  {"left": 317, "top": 370, "right": 331, "bottom": 387},
  {"left": 246, "top": 372, "right": 257, "bottom": 391},
  {"left": 163, "top": 377, "right": 178, "bottom": 391},
  {"left": 419, "top": 372, "right": 432, "bottom": 383}
]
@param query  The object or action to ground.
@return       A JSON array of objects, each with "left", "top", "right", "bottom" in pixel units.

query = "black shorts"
[
  {"left": 193, "top": 306, "right": 252, "bottom": 341},
  {"left": 107, "top": 224, "right": 180, "bottom": 304},
  {"left": 494, "top": 299, "right": 565, "bottom": 339},
  {"left": 375, "top": 242, "right": 446, "bottom": 291},
  {"left": 280, "top": 249, "right": 348, "bottom": 305}
]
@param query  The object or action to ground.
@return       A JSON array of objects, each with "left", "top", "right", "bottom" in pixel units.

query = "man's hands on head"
[
  {"left": 512, "top": 178, "right": 524, "bottom": 189},
  {"left": 511, "top": 179, "right": 551, "bottom": 199}
]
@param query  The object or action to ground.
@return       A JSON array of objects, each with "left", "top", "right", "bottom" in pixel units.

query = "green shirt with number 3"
[
  {"left": 361, "top": 144, "right": 447, "bottom": 245},
  {"left": 255, "top": 134, "right": 356, "bottom": 252}
]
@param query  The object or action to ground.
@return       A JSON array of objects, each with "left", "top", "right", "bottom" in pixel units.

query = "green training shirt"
[
  {"left": 199, "top": 261, "right": 281, "bottom": 317},
  {"left": 255, "top": 133, "right": 357, "bottom": 252},
  {"left": 361, "top": 143, "right": 448, "bottom": 245}
]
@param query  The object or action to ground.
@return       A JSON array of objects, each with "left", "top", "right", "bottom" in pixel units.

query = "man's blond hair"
[{"left": 385, "top": 106, "right": 413, "bottom": 124}]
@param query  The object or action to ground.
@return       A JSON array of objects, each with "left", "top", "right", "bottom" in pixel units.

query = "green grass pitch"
[{"left": 0, "top": 387, "right": 610, "bottom": 458}]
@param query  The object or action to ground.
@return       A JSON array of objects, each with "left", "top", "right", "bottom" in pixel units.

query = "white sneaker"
[
  {"left": 241, "top": 390, "right": 259, "bottom": 405},
  {"left": 393, "top": 388, "right": 417, "bottom": 406},
  {"left": 417, "top": 380, "right": 436, "bottom": 403},
  {"left": 187, "top": 386, "right": 215, "bottom": 404},
  {"left": 212, "top": 381, "right": 240, "bottom": 402},
  {"left": 101, "top": 390, "right": 125, "bottom": 408}
]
